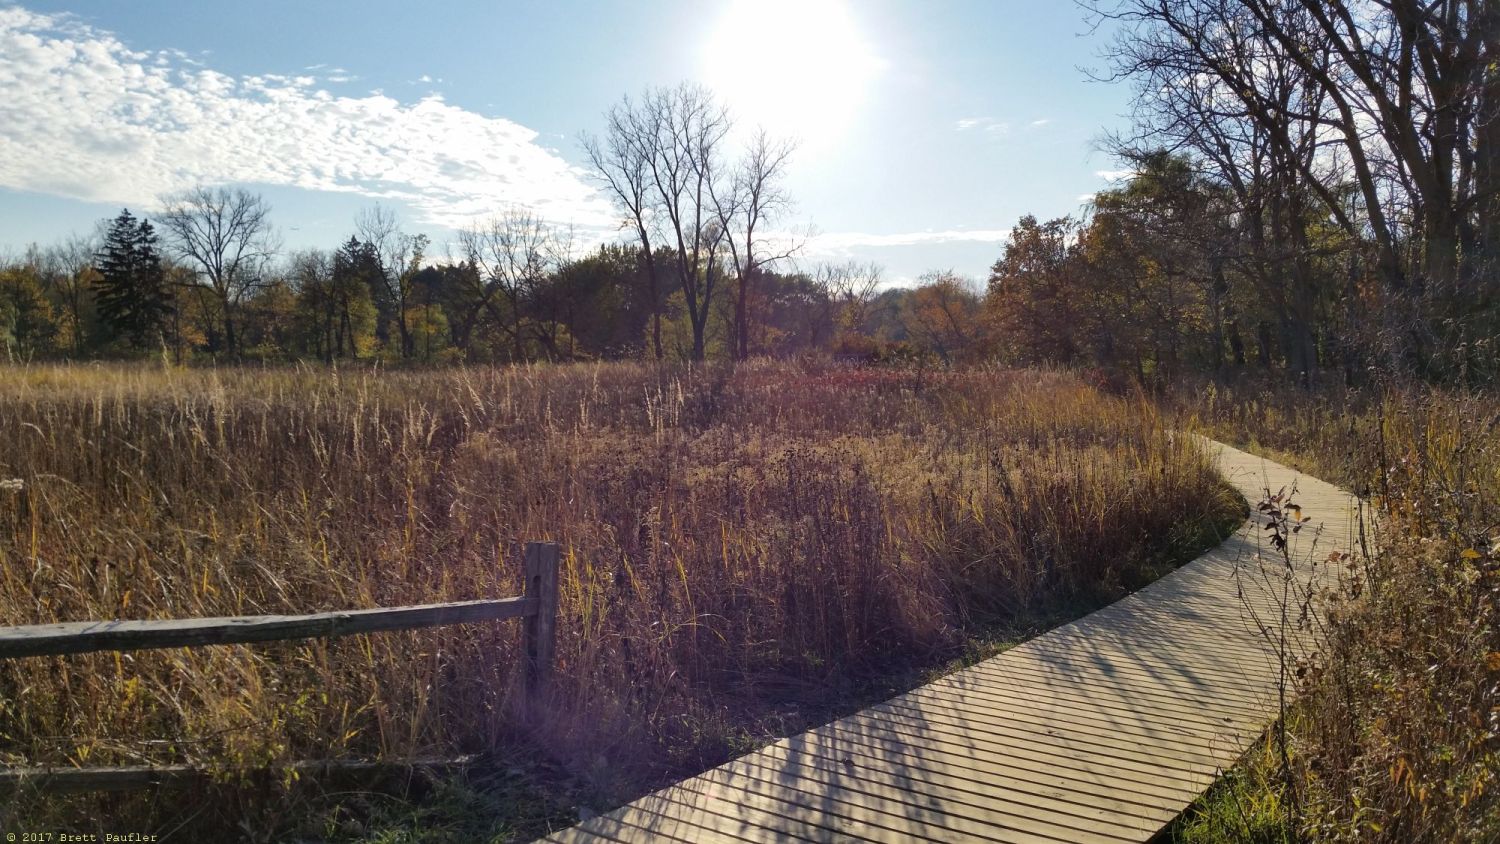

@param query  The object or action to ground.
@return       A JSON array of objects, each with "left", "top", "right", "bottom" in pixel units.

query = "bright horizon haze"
[{"left": 0, "top": 1, "right": 1131, "bottom": 285}]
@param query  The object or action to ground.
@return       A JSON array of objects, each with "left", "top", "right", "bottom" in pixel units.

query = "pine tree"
[
  {"left": 94, "top": 209, "right": 138, "bottom": 337},
  {"left": 95, "top": 209, "right": 172, "bottom": 349},
  {"left": 132, "top": 220, "right": 170, "bottom": 337},
  {"left": 329, "top": 237, "right": 379, "bottom": 359}
]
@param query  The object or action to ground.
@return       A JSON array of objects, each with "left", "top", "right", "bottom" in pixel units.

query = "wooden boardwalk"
[{"left": 541, "top": 439, "right": 1361, "bottom": 843}]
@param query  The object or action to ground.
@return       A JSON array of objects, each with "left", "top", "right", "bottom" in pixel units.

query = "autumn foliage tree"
[
  {"left": 1089, "top": 0, "right": 1500, "bottom": 381},
  {"left": 901, "top": 271, "right": 987, "bottom": 364},
  {"left": 987, "top": 215, "right": 1084, "bottom": 366},
  {"left": 156, "top": 186, "right": 275, "bottom": 358},
  {"left": 0, "top": 264, "right": 58, "bottom": 359}
]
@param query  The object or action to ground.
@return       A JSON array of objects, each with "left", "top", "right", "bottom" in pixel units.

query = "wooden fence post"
[{"left": 523, "top": 541, "right": 560, "bottom": 696}]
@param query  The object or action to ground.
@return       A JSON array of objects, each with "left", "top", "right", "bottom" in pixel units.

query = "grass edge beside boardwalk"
[{"left": 1167, "top": 382, "right": 1500, "bottom": 844}]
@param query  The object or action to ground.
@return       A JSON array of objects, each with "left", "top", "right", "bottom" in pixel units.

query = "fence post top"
[{"left": 524, "top": 541, "right": 560, "bottom": 573}]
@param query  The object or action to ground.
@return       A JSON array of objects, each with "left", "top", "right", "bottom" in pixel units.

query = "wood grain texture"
[
  {"left": 524, "top": 541, "right": 562, "bottom": 693},
  {"left": 540, "top": 438, "right": 1358, "bottom": 842},
  {"left": 0, "top": 597, "right": 535, "bottom": 659}
]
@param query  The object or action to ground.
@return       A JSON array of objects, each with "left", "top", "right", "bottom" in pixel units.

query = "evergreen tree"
[
  {"left": 95, "top": 209, "right": 172, "bottom": 349},
  {"left": 328, "top": 237, "right": 380, "bottom": 359}
]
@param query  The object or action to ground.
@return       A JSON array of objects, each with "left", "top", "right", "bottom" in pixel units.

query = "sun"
[{"left": 702, "top": 0, "right": 884, "bottom": 148}]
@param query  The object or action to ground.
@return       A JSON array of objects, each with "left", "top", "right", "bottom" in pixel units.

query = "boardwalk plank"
[
  {"left": 904, "top": 680, "right": 1258, "bottom": 745},
  {"left": 933, "top": 667, "right": 1268, "bottom": 730},
  {"left": 686, "top": 751, "right": 1151, "bottom": 842},
  {"left": 962, "top": 660, "right": 1272, "bottom": 716},
  {"left": 876, "top": 694, "right": 1238, "bottom": 769},
  {"left": 783, "top": 725, "right": 1185, "bottom": 822},
  {"left": 811, "top": 718, "right": 1202, "bottom": 808},
  {"left": 832, "top": 707, "right": 1219, "bottom": 785}
]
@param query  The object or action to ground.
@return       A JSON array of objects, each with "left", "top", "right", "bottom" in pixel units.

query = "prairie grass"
[
  {"left": 1174, "top": 378, "right": 1500, "bottom": 843},
  {"left": 0, "top": 361, "right": 1238, "bottom": 839}
]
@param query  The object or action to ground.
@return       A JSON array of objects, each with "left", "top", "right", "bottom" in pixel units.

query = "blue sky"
[{"left": 0, "top": 1, "right": 1131, "bottom": 284}]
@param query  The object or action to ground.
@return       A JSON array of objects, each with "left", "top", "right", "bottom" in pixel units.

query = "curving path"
[{"left": 539, "top": 439, "right": 1362, "bottom": 843}]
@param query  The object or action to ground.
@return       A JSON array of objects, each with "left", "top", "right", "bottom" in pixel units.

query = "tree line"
[
  {"left": 989, "top": 0, "right": 1500, "bottom": 385},
  {"left": 0, "top": 185, "right": 929, "bottom": 364},
  {"left": 0, "top": 202, "right": 916, "bottom": 364},
  {"left": 0, "top": 82, "right": 1002, "bottom": 367}
]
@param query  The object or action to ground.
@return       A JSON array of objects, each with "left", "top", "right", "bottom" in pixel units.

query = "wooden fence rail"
[
  {"left": 0, "top": 755, "right": 481, "bottom": 795},
  {"left": 0, "top": 597, "right": 535, "bottom": 659},
  {"left": 0, "top": 541, "right": 561, "bottom": 794}
]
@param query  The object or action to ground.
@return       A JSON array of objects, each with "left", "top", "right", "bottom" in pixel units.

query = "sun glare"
[{"left": 702, "top": 0, "right": 884, "bottom": 148}]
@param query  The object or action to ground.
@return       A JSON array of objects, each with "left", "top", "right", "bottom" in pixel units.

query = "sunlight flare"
[{"left": 702, "top": 0, "right": 884, "bottom": 147}]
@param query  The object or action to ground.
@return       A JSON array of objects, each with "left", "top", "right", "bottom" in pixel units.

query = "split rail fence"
[{"left": 0, "top": 541, "right": 561, "bottom": 794}]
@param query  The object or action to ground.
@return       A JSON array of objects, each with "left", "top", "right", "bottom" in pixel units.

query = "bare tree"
[
  {"left": 34, "top": 234, "right": 98, "bottom": 355},
  {"left": 648, "top": 84, "right": 734, "bottom": 361},
  {"left": 1091, "top": 0, "right": 1500, "bottom": 372},
  {"left": 287, "top": 249, "right": 339, "bottom": 361},
  {"left": 528, "top": 223, "right": 576, "bottom": 358},
  {"left": 156, "top": 186, "right": 276, "bottom": 357},
  {"left": 1252, "top": 0, "right": 1492, "bottom": 293},
  {"left": 458, "top": 208, "right": 565, "bottom": 361},
  {"left": 815, "top": 260, "right": 884, "bottom": 345},
  {"left": 582, "top": 103, "right": 667, "bottom": 359},
  {"left": 356, "top": 204, "right": 429, "bottom": 358},
  {"left": 711, "top": 129, "right": 798, "bottom": 360},
  {"left": 586, "top": 83, "right": 733, "bottom": 361}
]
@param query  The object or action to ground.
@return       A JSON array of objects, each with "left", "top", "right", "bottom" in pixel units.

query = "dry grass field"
[{"left": 0, "top": 362, "right": 1241, "bottom": 839}]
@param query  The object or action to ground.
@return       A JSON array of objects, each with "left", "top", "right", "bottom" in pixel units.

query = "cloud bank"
[
  {"left": 955, "top": 116, "right": 1050, "bottom": 137},
  {"left": 805, "top": 229, "right": 1010, "bottom": 255},
  {"left": 754, "top": 228, "right": 1009, "bottom": 267},
  {"left": 0, "top": 7, "right": 613, "bottom": 228}
]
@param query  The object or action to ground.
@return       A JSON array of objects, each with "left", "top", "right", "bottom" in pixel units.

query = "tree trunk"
[
  {"left": 398, "top": 306, "right": 412, "bottom": 359},
  {"left": 1228, "top": 319, "right": 1246, "bottom": 368},
  {"left": 1423, "top": 203, "right": 1460, "bottom": 293},
  {"left": 638, "top": 236, "right": 664, "bottom": 361},
  {"left": 735, "top": 272, "right": 749, "bottom": 362},
  {"left": 221, "top": 291, "right": 237, "bottom": 358},
  {"left": 1476, "top": 48, "right": 1500, "bottom": 265},
  {"left": 1256, "top": 321, "right": 1274, "bottom": 368}
]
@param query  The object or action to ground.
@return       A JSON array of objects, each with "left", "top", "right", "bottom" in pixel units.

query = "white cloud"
[
  {"left": 796, "top": 228, "right": 1010, "bottom": 258},
  {"left": 1028, "top": 118, "right": 1051, "bottom": 128},
  {"left": 0, "top": 7, "right": 613, "bottom": 229},
  {"left": 1095, "top": 168, "right": 1134, "bottom": 183},
  {"left": 955, "top": 116, "right": 1014, "bottom": 137}
]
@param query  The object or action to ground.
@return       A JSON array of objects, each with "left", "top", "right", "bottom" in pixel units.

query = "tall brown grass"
[
  {"left": 1177, "top": 378, "right": 1500, "bottom": 843},
  {"left": 0, "top": 361, "right": 1235, "bottom": 838}
]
